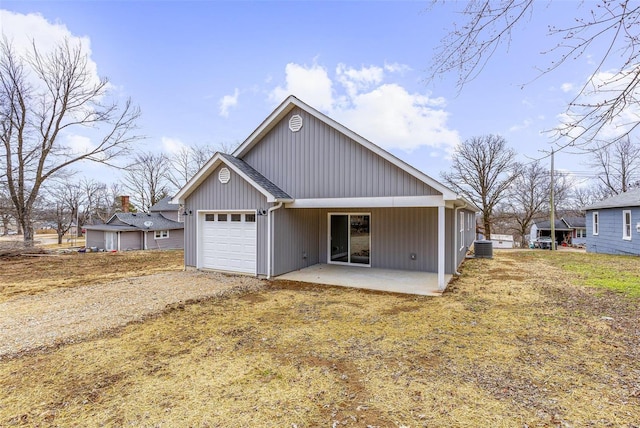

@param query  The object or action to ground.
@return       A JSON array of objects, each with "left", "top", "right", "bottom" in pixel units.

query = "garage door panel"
[{"left": 201, "top": 213, "right": 256, "bottom": 274}]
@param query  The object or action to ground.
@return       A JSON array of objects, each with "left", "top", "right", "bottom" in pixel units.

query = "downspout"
[
  {"left": 454, "top": 201, "right": 468, "bottom": 275},
  {"left": 266, "top": 202, "right": 284, "bottom": 279}
]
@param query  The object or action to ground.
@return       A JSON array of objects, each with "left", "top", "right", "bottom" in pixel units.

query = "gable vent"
[
  {"left": 289, "top": 114, "right": 303, "bottom": 132},
  {"left": 218, "top": 167, "right": 230, "bottom": 184}
]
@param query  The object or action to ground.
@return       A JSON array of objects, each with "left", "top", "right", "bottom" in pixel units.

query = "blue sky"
[{"left": 1, "top": 1, "right": 600, "bottom": 185}]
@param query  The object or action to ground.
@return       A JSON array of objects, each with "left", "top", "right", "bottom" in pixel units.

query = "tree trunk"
[
  {"left": 484, "top": 218, "right": 491, "bottom": 240},
  {"left": 22, "top": 223, "right": 34, "bottom": 246}
]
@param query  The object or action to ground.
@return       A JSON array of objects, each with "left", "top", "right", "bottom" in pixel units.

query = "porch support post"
[{"left": 438, "top": 205, "right": 445, "bottom": 290}]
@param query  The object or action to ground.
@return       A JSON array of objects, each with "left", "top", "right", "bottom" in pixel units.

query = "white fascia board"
[
  {"left": 172, "top": 153, "right": 222, "bottom": 204},
  {"left": 285, "top": 195, "right": 445, "bottom": 209},
  {"left": 171, "top": 152, "right": 289, "bottom": 204},
  {"left": 233, "top": 96, "right": 297, "bottom": 157},
  {"left": 233, "top": 96, "right": 462, "bottom": 201}
]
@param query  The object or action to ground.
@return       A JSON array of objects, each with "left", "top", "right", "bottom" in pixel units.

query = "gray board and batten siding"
[
  {"left": 271, "top": 207, "right": 475, "bottom": 277},
  {"left": 241, "top": 107, "right": 440, "bottom": 199},
  {"left": 184, "top": 163, "right": 269, "bottom": 274},
  {"left": 587, "top": 207, "right": 640, "bottom": 255}
]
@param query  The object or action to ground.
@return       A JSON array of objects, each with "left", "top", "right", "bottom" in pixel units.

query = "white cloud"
[
  {"left": 384, "top": 62, "right": 411, "bottom": 74},
  {"left": 560, "top": 83, "right": 574, "bottom": 93},
  {"left": 336, "top": 63, "right": 384, "bottom": 97},
  {"left": 219, "top": 88, "right": 239, "bottom": 118},
  {"left": 162, "top": 136, "right": 187, "bottom": 154},
  {"left": 509, "top": 119, "right": 533, "bottom": 132},
  {"left": 269, "top": 62, "right": 334, "bottom": 110},
  {"left": 0, "top": 10, "right": 101, "bottom": 90},
  {"left": 65, "top": 134, "right": 96, "bottom": 155},
  {"left": 268, "top": 62, "right": 459, "bottom": 153},
  {"left": 557, "top": 67, "right": 640, "bottom": 142}
]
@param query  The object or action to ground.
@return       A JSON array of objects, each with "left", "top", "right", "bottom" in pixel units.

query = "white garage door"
[{"left": 201, "top": 212, "right": 257, "bottom": 274}]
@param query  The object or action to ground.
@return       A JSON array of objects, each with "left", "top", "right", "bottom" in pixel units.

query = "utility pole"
[{"left": 550, "top": 148, "right": 555, "bottom": 251}]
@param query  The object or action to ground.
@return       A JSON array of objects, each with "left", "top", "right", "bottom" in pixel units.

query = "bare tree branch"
[
  {"left": 441, "top": 134, "right": 520, "bottom": 237},
  {"left": 0, "top": 37, "right": 141, "bottom": 244},
  {"left": 429, "top": 0, "right": 640, "bottom": 148}
]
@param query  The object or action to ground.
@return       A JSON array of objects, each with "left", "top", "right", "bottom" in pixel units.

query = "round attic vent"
[
  {"left": 218, "top": 167, "right": 230, "bottom": 184},
  {"left": 289, "top": 114, "right": 303, "bottom": 132}
]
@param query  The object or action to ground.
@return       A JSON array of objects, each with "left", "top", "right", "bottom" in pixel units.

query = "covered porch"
[{"left": 276, "top": 263, "right": 452, "bottom": 296}]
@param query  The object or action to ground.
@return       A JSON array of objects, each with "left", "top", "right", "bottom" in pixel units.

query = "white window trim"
[
  {"left": 623, "top": 210, "right": 632, "bottom": 240},
  {"left": 155, "top": 230, "right": 169, "bottom": 239},
  {"left": 459, "top": 211, "right": 465, "bottom": 250},
  {"left": 592, "top": 212, "right": 599, "bottom": 236}
]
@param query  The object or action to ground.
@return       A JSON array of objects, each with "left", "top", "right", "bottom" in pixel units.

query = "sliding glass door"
[{"left": 329, "top": 213, "right": 370, "bottom": 266}]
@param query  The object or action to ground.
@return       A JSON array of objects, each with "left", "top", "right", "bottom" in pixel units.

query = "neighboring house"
[
  {"left": 172, "top": 95, "right": 478, "bottom": 292},
  {"left": 563, "top": 216, "right": 587, "bottom": 247},
  {"left": 85, "top": 197, "right": 184, "bottom": 251},
  {"left": 490, "top": 234, "right": 514, "bottom": 249},
  {"left": 583, "top": 188, "right": 640, "bottom": 255},
  {"left": 529, "top": 216, "right": 586, "bottom": 247}
]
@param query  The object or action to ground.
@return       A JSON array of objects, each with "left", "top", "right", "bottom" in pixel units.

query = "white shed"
[{"left": 490, "top": 234, "right": 514, "bottom": 249}]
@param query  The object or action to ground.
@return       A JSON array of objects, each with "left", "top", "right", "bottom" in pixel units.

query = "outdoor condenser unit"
[{"left": 474, "top": 240, "right": 493, "bottom": 259}]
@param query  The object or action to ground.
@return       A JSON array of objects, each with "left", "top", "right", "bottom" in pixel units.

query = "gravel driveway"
[{"left": 0, "top": 270, "right": 265, "bottom": 358}]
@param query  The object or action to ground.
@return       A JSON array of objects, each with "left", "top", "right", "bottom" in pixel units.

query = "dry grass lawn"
[
  {"left": 0, "top": 250, "right": 184, "bottom": 303},
  {"left": 1, "top": 250, "right": 639, "bottom": 426}
]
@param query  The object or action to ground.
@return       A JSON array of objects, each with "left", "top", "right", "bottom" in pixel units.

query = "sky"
[{"left": 0, "top": 1, "right": 610, "bottom": 188}]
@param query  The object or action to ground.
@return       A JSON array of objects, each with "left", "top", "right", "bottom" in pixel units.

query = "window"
[
  {"left": 231, "top": 214, "right": 241, "bottom": 222},
  {"left": 218, "top": 214, "right": 227, "bottom": 222},
  {"left": 155, "top": 230, "right": 169, "bottom": 239},
  {"left": 592, "top": 212, "right": 599, "bottom": 235},
  {"left": 205, "top": 214, "right": 215, "bottom": 222},
  {"left": 623, "top": 210, "right": 632, "bottom": 240},
  {"left": 459, "top": 211, "right": 465, "bottom": 250},
  {"left": 245, "top": 214, "right": 256, "bottom": 222},
  {"left": 576, "top": 228, "right": 586, "bottom": 238}
]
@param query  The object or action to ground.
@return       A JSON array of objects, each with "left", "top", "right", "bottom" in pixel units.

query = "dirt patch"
[
  {"left": 0, "top": 250, "right": 639, "bottom": 426},
  {"left": 0, "top": 249, "right": 183, "bottom": 303}
]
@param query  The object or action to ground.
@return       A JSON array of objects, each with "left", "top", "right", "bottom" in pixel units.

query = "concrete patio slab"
[{"left": 276, "top": 264, "right": 452, "bottom": 296}]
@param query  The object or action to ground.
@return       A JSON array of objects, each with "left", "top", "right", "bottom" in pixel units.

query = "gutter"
[{"left": 266, "top": 202, "right": 284, "bottom": 279}]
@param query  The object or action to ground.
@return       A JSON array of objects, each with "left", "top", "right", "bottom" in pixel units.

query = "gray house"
[
  {"left": 529, "top": 216, "right": 586, "bottom": 247},
  {"left": 172, "top": 96, "right": 477, "bottom": 293},
  {"left": 85, "top": 197, "right": 184, "bottom": 251},
  {"left": 584, "top": 188, "right": 640, "bottom": 255}
]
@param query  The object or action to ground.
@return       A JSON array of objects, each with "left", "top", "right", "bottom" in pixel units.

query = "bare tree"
[
  {"left": 587, "top": 137, "right": 640, "bottom": 196},
  {"left": 121, "top": 151, "right": 171, "bottom": 212},
  {"left": 569, "top": 184, "right": 607, "bottom": 212},
  {"left": 502, "top": 160, "right": 550, "bottom": 246},
  {"left": 44, "top": 181, "right": 85, "bottom": 244},
  {"left": 92, "top": 182, "right": 124, "bottom": 222},
  {"left": 429, "top": 0, "right": 640, "bottom": 148},
  {"left": 441, "top": 134, "right": 520, "bottom": 238},
  {"left": 0, "top": 38, "right": 141, "bottom": 244},
  {"left": 0, "top": 187, "right": 14, "bottom": 235},
  {"left": 167, "top": 144, "right": 216, "bottom": 190}
]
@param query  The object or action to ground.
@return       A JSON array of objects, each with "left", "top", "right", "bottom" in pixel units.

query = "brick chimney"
[{"left": 121, "top": 196, "right": 130, "bottom": 213}]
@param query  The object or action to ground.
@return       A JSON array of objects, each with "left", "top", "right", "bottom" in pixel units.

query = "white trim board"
[{"left": 287, "top": 196, "right": 446, "bottom": 209}]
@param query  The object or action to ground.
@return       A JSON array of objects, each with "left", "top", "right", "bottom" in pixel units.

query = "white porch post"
[{"left": 438, "top": 205, "right": 445, "bottom": 290}]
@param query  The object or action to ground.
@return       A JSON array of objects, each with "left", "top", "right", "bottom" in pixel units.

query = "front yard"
[{"left": 0, "top": 250, "right": 638, "bottom": 426}]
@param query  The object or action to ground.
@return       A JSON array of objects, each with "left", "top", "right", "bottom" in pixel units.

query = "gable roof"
[
  {"left": 562, "top": 216, "right": 586, "bottom": 228},
  {"left": 112, "top": 212, "right": 183, "bottom": 231},
  {"left": 232, "top": 95, "right": 464, "bottom": 203},
  {"left": 533, "top": 219, "right": 573, "bottom": 231},
  {"left": 583, "top": 188, "right": 640, "bottom": 210},
  {"left": 150, "top": 196, "right": 178, "bottom": 212},
  {"left": 172, "top": 152, "right": 292, "bottom": 204}
]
